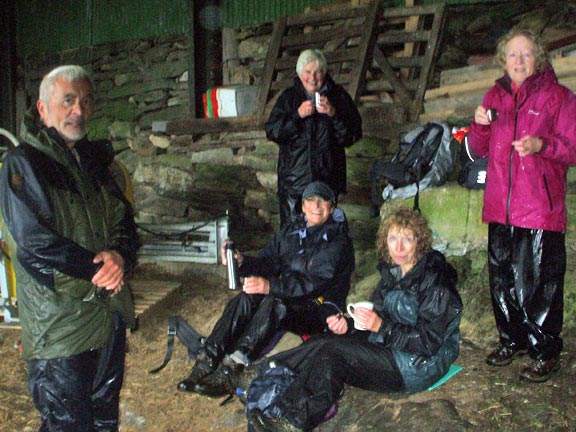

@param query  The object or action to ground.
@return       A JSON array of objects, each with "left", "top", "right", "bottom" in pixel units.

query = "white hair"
[
  {"left": 39, "top": 65, "right": 93, "bottom": 102},
  {"left": 296, "top": 49, "right": 327, "bottom": 76}
]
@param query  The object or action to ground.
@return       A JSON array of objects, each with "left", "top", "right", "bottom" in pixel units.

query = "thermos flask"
[{"left": 226, "top": 242, "right": 240, "bottom": 290}]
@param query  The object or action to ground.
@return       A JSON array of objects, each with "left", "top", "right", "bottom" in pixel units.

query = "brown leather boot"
[{"left": 519, "top": 357, "right": 560, "bottom": 382}]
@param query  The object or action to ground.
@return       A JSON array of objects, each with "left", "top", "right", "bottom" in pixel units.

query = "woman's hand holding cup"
[{"left": 347, "top": 301, "right": 378, "bottom": 331}]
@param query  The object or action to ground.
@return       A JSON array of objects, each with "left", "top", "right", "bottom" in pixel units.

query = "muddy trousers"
[
  {"left": 28, "top": 313, "right": 126, "bottom": 432},
  {"left": 488, "top": 223, "right": 565, "bottom": 360},
  {"left": 201, "top": 293, "right": 325, "bottom": 366},
  {"left": 267, "top": 334, "right": 404, "bottom": 430}
]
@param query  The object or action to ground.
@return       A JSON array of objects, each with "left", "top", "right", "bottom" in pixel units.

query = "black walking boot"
[
  {"left": 177, "top": 353, "right": 216, "bottom": 392},
  {"left": 193, "top": 363, "right": 236, "bottom": 398}
]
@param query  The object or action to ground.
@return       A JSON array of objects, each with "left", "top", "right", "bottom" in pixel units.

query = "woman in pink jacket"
[{"left": 468, "top": 28, "right": 576, "bottom": 382}]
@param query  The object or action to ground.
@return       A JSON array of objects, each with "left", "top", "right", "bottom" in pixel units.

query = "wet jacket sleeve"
[
  {"left": 328, "top": 86, "right": 363, "bottom": 148},
  {"left": 373, "top": 280, "right": 461, "bottom": 357},
  {"left": 0, "top": 152, "right": 101, "bottom": 288},
  {"left": 537, "top": 86, "right": 576, "bottom": 165},
  {"left": 239, "top": 227, "right": 354, "bottom": 313},
  {"left": 265, "top": 89, "right": 304, "bottom": 146},
  {"left": 468, "top": 89, "right": 494, "bottom": 158}
]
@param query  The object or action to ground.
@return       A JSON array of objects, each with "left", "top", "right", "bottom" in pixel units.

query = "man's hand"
[
  {"left": 242, "top": 276, "right": 270, "bottom": 294},
  {"left": 92, "top": 250, "right": 125, "bottom": 296}
]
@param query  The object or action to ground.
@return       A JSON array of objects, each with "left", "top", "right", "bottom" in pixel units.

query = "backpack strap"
[{"left": 149, "top": 315, "right": 206, "bottom": 374}]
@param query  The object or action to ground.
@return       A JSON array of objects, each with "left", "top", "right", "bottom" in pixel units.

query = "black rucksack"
[
  {"left": 370, "top": 121, "right": 455, "bottom": 213},
  {"left": 458, "top": 134, "right": 488, "bottom": 189}
]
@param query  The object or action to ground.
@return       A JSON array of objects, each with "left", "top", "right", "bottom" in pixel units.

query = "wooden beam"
[
  {"left": 152, "top": 115, "right": 265, "bottom": 136},
  {"left": 372, "top": 45, "right": 413, "bottom": 110},
  {"left": 256, "top": 17, "right": 286, "bottom": 116},
  {"left": 410, "top": 3, "right": 445, "bottom": 121},
  {"left": 348, "top": 0, "right": 382, "bottom": 103}
]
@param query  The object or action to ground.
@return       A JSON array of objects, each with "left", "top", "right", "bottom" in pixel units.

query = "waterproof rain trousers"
[
  {"left": 199, "top": 210, "right": 355, "bottom": 366},
  {"left": 29, "top": 312, "right": 127, "bottom": 432},
  {"left": 488, "top": 224, "right": 565, "bottom": 360},
  {"left": 260, "top": 250, "right": 462, "bottom": 430}
]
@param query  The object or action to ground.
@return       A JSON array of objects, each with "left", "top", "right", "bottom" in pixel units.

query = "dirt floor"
[{"left": 1, "top": 264, "right": 576, "bottom": 432}]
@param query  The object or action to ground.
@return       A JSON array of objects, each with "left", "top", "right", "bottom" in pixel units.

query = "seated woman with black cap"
[{"left": 177, "top": 181, "right": 355, "bottom": 398}]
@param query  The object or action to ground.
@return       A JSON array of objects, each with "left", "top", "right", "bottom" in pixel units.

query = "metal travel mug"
[{"left": 226, "top": 242, "right": 240, "bottom": 290}]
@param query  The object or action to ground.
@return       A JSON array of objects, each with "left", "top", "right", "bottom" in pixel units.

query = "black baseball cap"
[{"left": 302, "top": 181, "right": 336, "bottom": 202}]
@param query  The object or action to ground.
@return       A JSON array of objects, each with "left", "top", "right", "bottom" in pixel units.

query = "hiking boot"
[
  {"left": 229, "top": 365, "right": 258, "bottom": 394},
  {"left": 248, "top": 408, "right": 297, "bottom": 432},
  {"left": 177, "top": 355, "right": 216, "bottom": 392},
  {"left": 193, "top": 364, "right": 236, "bottom": 398},
  {"left": 519, "top": 357, "right": 560, "bottom": 383},
  {"left": 486, "top": 344, "right": 527, "bottom": 367}
]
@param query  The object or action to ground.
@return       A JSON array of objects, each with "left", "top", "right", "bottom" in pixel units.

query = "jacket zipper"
[{"left": 506, "top": 103, "right": 520, "bottom": 226}]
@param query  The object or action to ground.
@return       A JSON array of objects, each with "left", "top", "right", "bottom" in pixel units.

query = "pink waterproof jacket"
[{"left": 468, "top": 66, "right": 576, "bottom": 232}]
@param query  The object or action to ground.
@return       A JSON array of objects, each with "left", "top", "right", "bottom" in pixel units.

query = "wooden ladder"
[{"left": 155, "top": 1, "right": 446, "bottom": 138}]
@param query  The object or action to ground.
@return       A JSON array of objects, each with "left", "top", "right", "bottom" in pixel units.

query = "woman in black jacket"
[
  {"left": 247, "top": 207, "right": 462, "bottom": 432},
  {"left": 177, "top": 182, "right": 355, "bottom": 397},
  {"left": 265, "top": 48, "right": 362, "bottom": 227}
]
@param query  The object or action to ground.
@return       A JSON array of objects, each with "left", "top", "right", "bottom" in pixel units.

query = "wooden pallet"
[{"left": 130, "top": 279, "right": 182, "bottom": 320}]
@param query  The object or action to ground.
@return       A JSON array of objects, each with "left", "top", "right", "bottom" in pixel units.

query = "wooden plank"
[
  {"left": 372, "top": 45, "right": 413, "bottom": 111},
  {"left": 410, "top": 3, "right": 445, "bottom": 121},
  {"left": 400, "top": 0, "right": 419, "bottom": 80},
  {"left": 348, "top": 0, "right": 382, "bottom": 103},
  {"left": 256, "top": 17, "right": 287, "bottom": 117},
  {"left": 381, "top": 4, "right": 439, "bottom": 19},
  {"left": 286, "top": 5, "right": 367, "bottom": 26},
  {"left": 275, "top": 48, "right": 359, "bottom": 71},
  {"left": 158, "top": 115, "right": 265, "bottom": 135},
  {"left": 130, "top": 279, "right": 182, "bottom": 321},
  {"left": 280, "top": 26, "right": 364, "bottom": 49},
  {"left": 376, "top": 29, "right": 431, "bottom": 45}
]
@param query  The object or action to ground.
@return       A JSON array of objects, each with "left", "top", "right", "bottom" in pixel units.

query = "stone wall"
[{"left": 21, "top": 32, "right": 386, "bottom": 237}]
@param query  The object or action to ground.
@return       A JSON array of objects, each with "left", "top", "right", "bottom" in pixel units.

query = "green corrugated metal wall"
[
  {"left": 16, "top": 0, "right": 488, "bottom": 56},
  {"left": 16, "top": 0, "right": 188, "bottom": 57}
]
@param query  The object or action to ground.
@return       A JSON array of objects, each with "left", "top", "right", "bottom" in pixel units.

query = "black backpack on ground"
[
  {"left": 149, "top": 315, "right": 206, "bottom": 374},
  {"left": 370, "top": 121, "right": 455, "bottom": 214},
  {"left": 457, "top": 134, "right": 488, "bottom": 189}
]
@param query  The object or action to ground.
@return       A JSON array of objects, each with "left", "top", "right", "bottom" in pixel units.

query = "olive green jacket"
[{"left": 0, "top": 107, "right": 138, "bottom": 360}]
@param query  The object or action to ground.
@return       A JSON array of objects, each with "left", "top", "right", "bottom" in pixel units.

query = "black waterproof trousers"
[
  {"left": 278, "top": 190, "right": 303, "bottom": 228},
  {"left": 267, "top": 334, "right": 404, "bottom": 430},
  {"left": 488, "top": 223, "right": 565, "bottom": 360},
  {"left": 201, "top": 292, "right": 326, "bottom": 365},
  {"left": 27, "top": 313, "right": 126, "bottom": 432}
]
